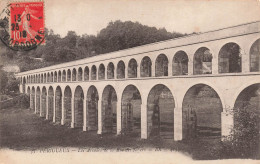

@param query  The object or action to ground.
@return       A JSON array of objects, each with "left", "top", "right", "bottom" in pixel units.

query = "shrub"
[
  {"left": 18, "top": 94, "right": 30, "bottom": 109},
  {"left": 221, "top": 105, "right": 260, "bottom": 159}
]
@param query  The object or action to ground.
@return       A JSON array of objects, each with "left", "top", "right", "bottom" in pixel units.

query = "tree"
[{"left": 0, "top": 69, "right": 8, "bottom": 93}]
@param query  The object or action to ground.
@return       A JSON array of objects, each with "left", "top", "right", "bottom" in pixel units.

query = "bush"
[
  {"left": 18, "top": 94, "right": 30, "bottom": 109},
  {"left": 221, "top": 105, "right": 260, "bottom": 159}
]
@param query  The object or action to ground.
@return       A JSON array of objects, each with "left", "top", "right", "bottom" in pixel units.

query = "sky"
[{"left": 1, "top": 0, "right": 260, "bottom": 37}]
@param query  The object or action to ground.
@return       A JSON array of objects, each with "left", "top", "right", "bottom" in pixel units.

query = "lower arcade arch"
[
  {"left": 86, "top": 86, "right": 99, "bottom": 131},
  {"left": 147, "top": 84, "right": 175, "bottom": 139},
  {"left": 41, "top": 87, "right": 47, "bottom": 117},
  {"left": 74, "top": 86, "right": 84, "bottom": 127},
  {"left": 55, "top": 86, "right": 62, "bottom": 123},
  {"left": 64, "top": 86, "right": 72, "bottom": 126},
  {"left": 182, "top": 84, "right": 223, "bottom": 139},
  {"left": 234, "top": 83, "right": 260, "bottom": 131},
  {"left": 121, "top": 85, "right": 142, "bottom": 137},
  {"left": 102, "top": 85, "right": 117, "bottom": 134},
  {"left": 36, "top": 87, "right": 41, "bottom": 114},
  {"left": 48, "top": 86, "right": 54, "bottom": 120}
]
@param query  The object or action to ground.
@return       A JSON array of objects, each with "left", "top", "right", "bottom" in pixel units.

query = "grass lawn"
[{"left": 0, "top": 107, "right": 245, "bottom": 160}]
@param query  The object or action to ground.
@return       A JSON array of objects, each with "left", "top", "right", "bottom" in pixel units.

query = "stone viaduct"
[{"left": 16, "top": 21, "right": 260, "bottom": 141}]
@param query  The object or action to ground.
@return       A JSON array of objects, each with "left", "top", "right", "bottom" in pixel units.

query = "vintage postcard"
[{"left": 0, "top": 0, "right": 260, "bottom": 163}]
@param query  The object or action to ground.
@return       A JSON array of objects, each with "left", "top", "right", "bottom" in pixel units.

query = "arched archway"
[
  {"left": 41, "top": 74, "right": 43, "bottom": 83},
  {"left": 72, "top": 68, "right": 77, "bottom": 81},
  {"left": 121, "top": 85, "right": 142, "bottom": 137},
  {"left": 41, "top": 87, "right": 47, "bottom": 117},
  {"left": 91, "top": 65, "right": 97, "bottom": 80},
  {"left": 62, "top": 70, "right": 66, "bottom": 81},
  {"left": 36, "top": 87, "right": 41, "bottom": 114},
  {"left": 98, "top": 64, "right": 105, "bottom": 80},
  {"left": 31, "top": 87, "right": 35, "bottom": 110},
  {"left": 172, "top": 51, "right": 188, "bottom": 76},
  {"left": 78, "top": 67, "right": 83, "bottom": 81},
  {"left": 64, "top": 86, "right": 72, "bottom": 126},
  {"left": 84, "top": 66, "right": 89, "bottom": 81},
  {"left": 182, "top": 84, "right": 223, "bottom": 140},
  {"left": 55, "top": 86, "right": 62, "bottom": 123},
  {"left": 58, "top": 71, "right": 62, "bottom": 82},
  {"left": 219, "top": 42, "right": 241, "bottom": 73},
  {"left": 250, "top": 39, "right": 260, "bottom": 72},
  {"left": 147, "top": 84, "right": 175, "bottom": 139},
  {"left": 194, "top": 47, "right": 213, "bottom": 75},
  {"left": 140, "top": 56, "right": 152, "bottom": 77},
  {"left": 48, "top": 86, "right": 54, "bottom": 120},
  {"left": 74, "top": 86, "right": 84, "bottom": 127},
  {"left": 51, "top": 72, "right": 53, "bottom": 82},
  {"left": 117, "top": 61, "right": 125, "bottom": 79},
  {"left": 128, "top": 59, "right": 138, "bottom": 78},
  {"left": 102, "top": 85, "right": 117, "bottom": 134},
  {"left": 44, "top": 73, "right": 46, "bottom": 83},
  {"left": 107, "top": 62, "right": 115, "bottom": 79},
  {"left": 47, "top": 73, "right": 50, "bottom": 82},
  {"left": 67, "top": 69, "right": 71, "bottom": 81},
  {"left": 86, "top": 86, "right": 99, "bottom": 131},
  {"left": 54, "top": 72, "right": 57, "bottom": 82},
  {"left": 155, "top": 54, "right": 168, "bottom": 77}
]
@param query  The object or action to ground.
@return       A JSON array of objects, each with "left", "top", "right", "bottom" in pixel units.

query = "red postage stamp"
[{"left": 9, "top": 1, "right": 45, "bottom": 49}]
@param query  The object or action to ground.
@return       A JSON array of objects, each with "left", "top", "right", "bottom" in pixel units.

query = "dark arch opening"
[
  {"left": 62, "top": 70, "right": 66, "bottom": 82},
  {"left": 194, "top": 47, "right": 213, "bottom": 75},
  {"left": 219, "top": 42, "right": 241, "bottom": 73},
  {"left": 51, "top": 72, "right": 53, "bottom": 82},
  {"left": 55, "top": 86, "right": 62, "bottom": 123},
  {"left": 107, "top": 62, "right": 115, "bottom": 79},
  {"left": 98, "top": 64, "right": 105, "bottom": 80},
  {"left": 58, "top": 71, "right": 62, "bottom": 82},
  {"left": 173, "top": 51, "right": 188, "bottom": 76},
  {"left": 128, "top": 59, "right": 138, "bottom": 78},
  {"left": 72, "top": 68, "right": 77, "bottom": 81},
  {"left": 44, "top": 74, "right": 46, "bottom": 83},
  {"left": 140, "top": 56, "right": 152, "bottom": 77},
  {"left": 117, "top": 61, "right": 125, "bottom": 79},
  {"left": 78, "top": 67, "right": 83, "bottom": 81},
  {"left": 84, "top": 66, "right": 89, "bottom": 81},
  {"left": 41, "top": 74, "right": 43, "bottom": 83},
  {"left": 48, "top": 86, "right": 54, "bottom": 120},
  {"left": 91, "top": 65, "right": 97, "bottom": 80},
  {"left": 121, "top": 85, "right": 142, "bottom": 137},
  {"left": 74, "top": 86, "right": 84, "bottom": 127},
  {"left": 54, "top": 72, "right": 57, "bottom": 82},
  {"left": 64, "top": 86, "right": 72, "bottom": 127},
  {"left": 67, "top": 69, "right": 71, "bottom": 81},
  {"left": 182, "top": 84, "right": 223, "bottom": 140},
  {"left": 250, "top": 39, "right": 260, "bottom": 72},
  {"left": 102, "top": 85, "right": 117, "bottom": 134},
  {"left": 87, "top": 86, "right": 99, "bottom": 131},
  {"left": 156, "top": 54, "right": 168, "bottom": 77},
  {"left": 147, "top": 84, "right": 175, "bottom": 139}
]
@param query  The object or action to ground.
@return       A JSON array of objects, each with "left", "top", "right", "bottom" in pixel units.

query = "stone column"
[
  {"left": 152, "top": 62, "right": 156, "bottom": 77},
  {"left": 116, "top": 97, "right": 122, "bottom": 135},
  {"left": 141, "top": 99, "right": 147, "bottom": 139},
  {"left": 188, "top": 60, "right": 193, "bottom": 75},
  {"left": 104, "top": 69, "right": 107, "bottom": 80},
  {"left": 168, "top": 59, "right": 173, "bottom": 77},
  {"left": 174, "top": 107, "right": 182, "bottom": 141},
  {"left": 34, "top": 94, "right": 37, "bottom": 114},
  {"left": 125, "top": 66, "right": 128, "bottom": 79},
  {"left": 39, "top": 95, "right": 42, "bottom": 117},
  {"left": 29, "top": 93, "right": 32, "bottom": 110},
  {"left": 97, "top": 99, "right": 102, "bottom": 134},
  {"left": 221, "top": 106, "right": 234, "bottom": 141},
  {"left": 242, "top": 49, "right": 250, "bottom": 73},
  {"left": 83, "top": 97, "right": 87, "bottom": 131},
  {"left": 46, "top": 93, "right": 49, "bottom": 120},
  {"left": 61, "top": 96, "right": 65, "bottom": 125},
  {"left": 137, "top": 64, "right": 140, "bottom": 78},
  {"left": 212, "top": 56, "right": 218, "bottom": 74},
  {"left": 71, "top": 95, "right": 75, "bottom": 128}
]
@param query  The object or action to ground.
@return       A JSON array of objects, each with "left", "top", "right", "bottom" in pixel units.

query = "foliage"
[
  {"left": 0, "top": 69, "right": 8, "bottom": 93},
  {"left": 221, "top": 105, "right": 260, "bottom": 159},
  {"left": 5, "top": 77, "right": 19, "bottom": 93},
  {"left": 17, "top": 94, "right": 30, "bottom": 109}
]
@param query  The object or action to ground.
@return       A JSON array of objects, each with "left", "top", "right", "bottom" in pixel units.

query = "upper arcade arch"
[
  {"left": 249, "top": 38, "right": 260, "bottom": 72},
  {"left": 117, "top": 60, "right": 125, "bottom": 79},
  {"left": 172, "top": 51, "right": 189, "bottom": 76},
  {"left": 128, "top": 59, "right": 138, "bottom": 78},
  {"left": 193, "top": 47, "right": 213, "bottom": 75},
  {"left": 155, "top": 54, "right": 168, "bottom": 77},
  {"left": 98, "top": 64, "right": 105, "bottom": 80},
  {"left": 140, "top": 56, "right": 152, "bottom": 77},
  {"left": 107, "top": 62, "right": 115, "bottom": 79}
]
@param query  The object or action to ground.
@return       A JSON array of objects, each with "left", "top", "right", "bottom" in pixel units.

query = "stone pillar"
[
  {"left": 104, "top": 69, "right": 107, "bottom": 80},
  {"left": 221, "top": 107, "right": 234, "bottom": 141},
  {"left": 242, "top": 49, "right": 250, "bottom": 73},
  {"left": 188, "top": 60, "right": 193, "bottom": 75},
  {"left": 168, "top": 58, "right": 173, "bottom": 77},
  {"left": 97, "top": 99, "right": 102, "bottom": 134},
  {"left": 137, "top": 64, "right": 140, "bottom": 78},
  {"left": 71, "top": 95, "right": 75, "bottom": 128},
  {"left": 29, "top": 93, "right": 32, "bottom": 110},
  {"left": 174, "top": 107, "right": 182, "bottom": 141},
  {"left": 152, "top": 62, "right": 156, "bottom": 77},
  {"left": 212, "top": 56, "right": 218, "bottom": 74},
  {"left": 53, "top": 93, "right": 56, "bottom": 123},
  {"left": 116, "top": 97, "right": 122, "bottom": 135},
  {"left": 34, "top": 95, "right": 37, "bottom": 114},
  {"left": 141, "top": 99, "right": 147, "bottom": 139},
  {"left": 125, "top": 66, "right": 128, "bottom": 79},
  {"left": 83, "top": 97, "right": 87, "bottom": 131},
  {"left": 61, "top": 96, "right": 65, "bottom": 125}
]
